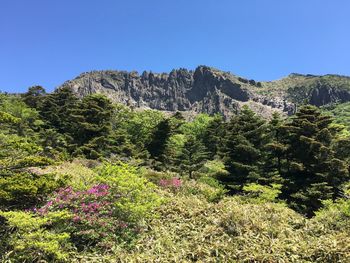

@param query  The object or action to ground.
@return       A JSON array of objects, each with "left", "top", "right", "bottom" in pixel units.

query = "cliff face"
[{"left": 59, "top": 66, "right": 350, "bottom": 118}]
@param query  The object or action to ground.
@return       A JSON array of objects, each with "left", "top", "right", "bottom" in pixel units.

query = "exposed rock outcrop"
[{"left": 58, "top": 66, "right": 350, "bottom": 119}]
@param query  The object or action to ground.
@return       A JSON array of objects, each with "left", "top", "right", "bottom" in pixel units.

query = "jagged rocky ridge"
[{"left": 59, "top": 66, "right": 350, "bottom": 118}]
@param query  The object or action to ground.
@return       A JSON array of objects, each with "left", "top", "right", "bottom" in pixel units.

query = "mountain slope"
[{"left": 59, "top": 66, "right": 350, "bottom": 118}]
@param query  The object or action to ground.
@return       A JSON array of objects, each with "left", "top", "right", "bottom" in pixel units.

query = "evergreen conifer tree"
[
  {"left": 280, "top": 105, "right": 349, "bottom": 216},
  {"left": 219, "top": 106, "right": 267, "bottom": 191},
  {"left": 178, "top": 136, "right": 208, "bottom": 178}
]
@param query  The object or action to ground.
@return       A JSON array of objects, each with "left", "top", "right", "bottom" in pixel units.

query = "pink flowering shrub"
[
  {"left": 37, "top": 184, "right": 133, "bottom": 249},
  {"left": 159, "top": 177, "right": 182, "bottom": 190}
]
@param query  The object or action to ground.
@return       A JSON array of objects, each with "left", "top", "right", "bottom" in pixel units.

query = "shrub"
[
  {"left": 100, "top": 195, "right": 350, "bottom": 262},
  {"left": 0, "top": 172, "right": 67, "bottom": 209},
  {"left": 40, "top": 160, "right": 99, "bottom": 190},
  {"left": 38, "top": 184, "right": 132, "bottom": 250},
  {"left": 95, "top": 162, "right": 164, "bottom": 222},
  {"left": 181, "top": 179, "right": 227, "bottom": 202},
  {"left": 0, "top": 210, "right": 72, "bottom": 262},
  {"left": 242, "top": 183, "right": 282, "bottom": 203},
  {"left": 140, "top": 168, "right": 176, "bottom": 184},
  {"left": 158, "top": 177, "right": 182, "bottom": 191},
  {"left": 198, "top": 159, "right": 229, "bottom": 179}
]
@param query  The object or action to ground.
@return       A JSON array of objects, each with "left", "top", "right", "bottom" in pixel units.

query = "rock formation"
[{"left": 58, "top": 66, "right": 350, "bottom": 119}]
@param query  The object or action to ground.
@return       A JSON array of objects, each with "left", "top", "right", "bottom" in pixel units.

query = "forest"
[{"left": 0, "top": 86, "right": 350, "bottom": 262}]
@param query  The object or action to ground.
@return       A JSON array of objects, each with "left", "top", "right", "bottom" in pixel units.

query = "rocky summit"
[{"left": 59, "top": 66, "right": 350, "bottom": 119}]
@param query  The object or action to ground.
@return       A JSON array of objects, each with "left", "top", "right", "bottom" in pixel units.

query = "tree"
[
  {"left": 0, "top": 96, "right": 42, "bottom": 136},
  {"left": 70, "top": 94, "right": 115, "bottom": 158},
  {"left": 146, "top": 118, "right": 172, "bottom": 165},
  {"left": 146, "top": 112, "right": 185, "bottom": 169},
  {"left": 219, "top": 106, "right": 267, "bottom": 192},
  {"left": 202, "top": 114, "right": 225, "bottom": 158},
  {"left": 38, "top": 87, "right": 79, "bottom": 134},
  {"left": 22, "top": 86, "right": 46, "bottom": 109},
  {"left": 280, "top": 105, "right": 349, "bottom": 216},
  {"left": 178, "top": 136, "right": 208, "bottom": 178},
  {"left": 262, "top": 112, "right": 286, "bottom": 185}
]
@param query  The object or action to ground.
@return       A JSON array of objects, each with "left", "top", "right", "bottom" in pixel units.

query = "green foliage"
[
  {"left": 242, "top": 183, "right": 282, "bottom": 203},
  {"left": 202, "top": 114, "right": 225, "bottom": 158},
  {"left": 177, "top": 135, "right": 208, "bottom": 178},
  {"left": 0, "top": 111, "right": 20, "bottom": 124},
  {"left": 39, "top": 86, "right": 79, "bottom": 133},
  {"left": 219, "top": 106, "right": 268, "bottom": 191},
  {"left": 0, "top": 95, "right": 43, "bottom": 136},
  {"left": 124, "top": 109, "right": 165, "bottom": 147},
  {"left": 95, "top": 193, "right": 350, "bottom": 262},
  {"left": 322, "top": 102, "right": 350, "bottom": 130},
  {"left": 199, "top": 159, "right": 229, "bottom": 178},
  {"left": 146, "top": 112, "right": 185, "bottom": 169},
  {"left": 22, "top": 85, "right": 46, "bottom": 109},
  {"left": 279, "top": 105, "right": 349, "bottom": 216},
  {"left": 40, "top": 160, "right": 98, "bottom": 190},
  {"left": 180, "top": 113, "right": 214, "bottom": 139},
  {"left": 95, "top": 162, "right": 164, "bottom": 222},
  {"left": 1, "top": 87, "right": 350, "bottom": 261},
  {"left": 0, "top": 210, "right": 72, "bottom": 262},
  {"left": 314, "top": 198, "right": 350, "bottom": 231},
  {"left": 0, "top": 172, "right": 67, "bottom": 209}
]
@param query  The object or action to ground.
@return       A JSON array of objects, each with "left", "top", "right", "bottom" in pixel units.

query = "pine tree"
[
  {"left": 202, "top": 114, "right": 225, "bottom": 158},
  {"left": 22, "top": 86, "right": 46, "bottom": 109},
  {"left": 178, "top": 136, "right": 208, "bottom": 178},
  {"left": 70, "top": 94, "right": 115, "bottom": 158},
  {"left": 38, "top": 87, "right": 79, "bottom": 134},
  {"left": 219, "top": 106, "right": 268, "bottom": 191},
  {"left": 147, "top": 112, "right": 185, "bottom": 169},
  {"left": 262, "top": 112, "right": 286, "bottom": 185},
  {"left": 147, "top": 118, "right": 172, "bottom": 161},
  {"left": 280, "top": 105, "right": 349, "bottom": 216}
]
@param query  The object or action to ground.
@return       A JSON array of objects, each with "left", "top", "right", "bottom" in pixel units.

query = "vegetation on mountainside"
[
  {"left": 258, "top": 74, "right": 350, "bottom": 104},
  {"left": 322, "top": 102, "right": 350, "bottom": 130},
  {"left": 0, "top": 87, "right": 349, "bottom": 262}
]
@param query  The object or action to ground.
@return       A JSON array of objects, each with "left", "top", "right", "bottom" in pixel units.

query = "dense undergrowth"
[{"left": 0, "top": 87, "right": 349, "bottom": 262}]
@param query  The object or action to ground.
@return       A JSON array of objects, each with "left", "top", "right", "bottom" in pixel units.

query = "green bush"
[
  {"left": 95, "top": 162, "right": 164, "bottom": 222},
  {"left": 242, "top": 183, "right": 282, "bottom": 203},
  {"left": 182, "top": 179, "right": 227, "bottom": 202},
  {"left": 40, "top": 160, "right": 99, "bottom": 190},
  {"left": 140, "top": 168, "right": 176, "bottom": 184},
  {"left": 0, "top": 172, "right": 67, "bottom": 209},
  {"left": 87, "top": 194, "right": 350, "bottom": 262},
  {"left": 0, "top": 210, "right": 72, "bottom": 262}
]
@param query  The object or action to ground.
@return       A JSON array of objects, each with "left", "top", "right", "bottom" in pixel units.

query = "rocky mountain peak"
[{"left": 58, "top": 66, "right": 350, "bottom": 119}]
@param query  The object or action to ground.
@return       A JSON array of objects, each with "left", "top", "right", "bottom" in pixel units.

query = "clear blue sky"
[{"left": 1, "top": 0, "right": 350, "bottom": 92}]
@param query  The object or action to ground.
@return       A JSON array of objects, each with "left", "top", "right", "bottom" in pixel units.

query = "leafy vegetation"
[{"left": 0, "top": 88, "right": 349, "bottom": 262}]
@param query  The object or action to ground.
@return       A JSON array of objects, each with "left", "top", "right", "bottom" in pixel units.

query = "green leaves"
[
  {"left": 0, "top": 210, "right": 72, "bottom": 262},
  {"left": 95, "top": 162, "right": 164, "bottom": 222}
]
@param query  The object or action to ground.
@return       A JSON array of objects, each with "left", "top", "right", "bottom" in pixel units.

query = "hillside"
[
  {"left": 0, "top": 87, "right": 350, "bottom": 262},
  {"left": 59, "top": 66, "right": 350, "bottom": 118}
]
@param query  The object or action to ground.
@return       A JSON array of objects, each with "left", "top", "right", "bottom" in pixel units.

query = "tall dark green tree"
[
  {"left": 38, "top": 87, "right": 79, "bottom": 134},
  {"left": 70, "top": 94, "right": 115, "bottom": 159},
  {"left": 202, "top": 114, "right": 225, "bottom": 158},
  {"left": 280, "top": 105, "right": 349, "bottom": 216},
  {"left": 22, "top": 86, "right": 46, "bottom": 109},
  {"left": 178, "top": 136, "right": 208, "bottom": 179},
  {"left": 262, "top": 112, "right": 286, "bottom": 185},
  {"left": 219, "top": 106, "right": 268, "bottom": 192},
  {"left": 147, "top": 118, "right": 172, "bottom": 161},
  {"left": 146, "top": 112, "right": 185, "bottom": 169}
]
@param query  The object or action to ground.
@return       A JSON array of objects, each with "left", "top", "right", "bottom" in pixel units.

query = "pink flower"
[
  {"left": 159, "top": 177, "right": 182, "bottom": 189},
  {"left": 73, "top": 216, "right": 81, "bottom": 222}
]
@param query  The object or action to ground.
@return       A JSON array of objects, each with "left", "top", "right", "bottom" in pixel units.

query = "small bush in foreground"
[{"left": 0, "top": 210, "right": 72, "bottom": 262}]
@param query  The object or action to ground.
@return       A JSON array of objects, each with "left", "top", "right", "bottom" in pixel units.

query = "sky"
[{"left": 1, "top": 0, "right": 350, "bottom": 93}]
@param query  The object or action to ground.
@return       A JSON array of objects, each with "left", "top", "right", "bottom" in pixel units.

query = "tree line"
[{"left": 0, "top": 85, "right": 349, "bottom": 216}]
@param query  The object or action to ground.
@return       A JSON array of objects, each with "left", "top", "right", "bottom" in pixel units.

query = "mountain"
[{"left": 59, "top": 66, "right": 350, "bottom": 118}]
